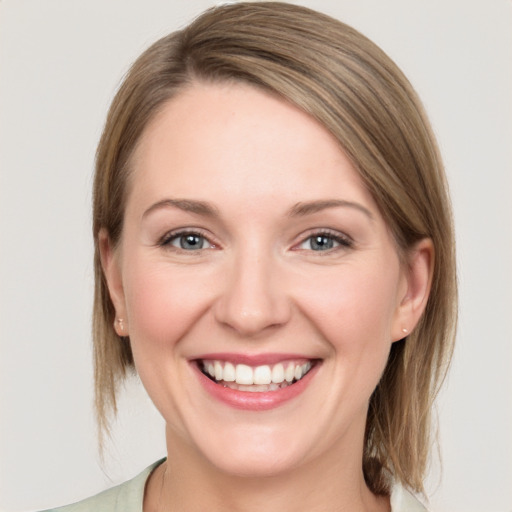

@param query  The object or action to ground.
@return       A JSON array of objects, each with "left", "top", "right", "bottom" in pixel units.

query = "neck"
[{"left": 144, "top": 425, "right": 389, "bottom": 512}]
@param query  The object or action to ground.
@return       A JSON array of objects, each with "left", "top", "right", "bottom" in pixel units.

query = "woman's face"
[{"left": 103, "top": 82, "right": 426, "bottom": 477}]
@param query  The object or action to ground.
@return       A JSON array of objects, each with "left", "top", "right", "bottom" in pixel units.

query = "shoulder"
[
  {"left": 390, "top": 484, "right": 428, "bottom": 512},
  {"left": 40, "top": 460, "right": 165, "bottom": 512}
]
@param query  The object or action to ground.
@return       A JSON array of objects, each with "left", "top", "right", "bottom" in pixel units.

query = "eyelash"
[{"left": 158, "top": 228, "right": 353, "bottom": 254}]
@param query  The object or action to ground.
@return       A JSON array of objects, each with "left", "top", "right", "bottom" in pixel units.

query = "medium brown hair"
[{"left": 93, "top": 1, "right": 456, "bottom": 496}]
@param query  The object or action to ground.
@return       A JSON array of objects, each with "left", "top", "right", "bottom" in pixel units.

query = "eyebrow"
[
  {"left": 287, "top": 199, "right": 374, "bottom": 220},
  {"left": 142, "top": 198, "right": 220, "bottom": 218},
  {"left": 143, "top": 198, "right": 373, "bottom": 221}
]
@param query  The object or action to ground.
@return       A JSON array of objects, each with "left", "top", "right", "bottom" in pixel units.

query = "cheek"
[
  {"left": 294, "top": 260, "right": 400, "bottom": 361},
  {"left": 123, "top": 257, "right": 214, "bottom": 353}
]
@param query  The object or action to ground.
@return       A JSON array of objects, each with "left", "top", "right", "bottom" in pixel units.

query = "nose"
[{"left": 213, "top": 250, "right": 291, "bottom": 337}]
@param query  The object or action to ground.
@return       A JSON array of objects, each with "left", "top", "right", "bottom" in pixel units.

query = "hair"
[{"left": 93, "top": 1, "right": 456, "bottom": 497}]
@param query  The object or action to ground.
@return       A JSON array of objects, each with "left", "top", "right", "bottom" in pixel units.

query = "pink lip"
[{"left": 191, "top": 358, "right": 320, "bottom": 411}]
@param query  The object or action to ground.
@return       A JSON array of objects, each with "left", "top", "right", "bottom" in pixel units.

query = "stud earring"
[
  {"left": 402, "top": 328, "right": 409, "bottom": 334},
  {"left": 115, "top": 318, "right": 125, "bottom": 335}
]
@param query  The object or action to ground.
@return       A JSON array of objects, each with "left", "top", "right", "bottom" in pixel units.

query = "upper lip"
[{"left": 192, "top": 352, "right": 318, "bottom": 366}]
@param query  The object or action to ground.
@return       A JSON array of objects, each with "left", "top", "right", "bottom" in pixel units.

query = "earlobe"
[
  {"left": 392, "top": 238, "right": 434, "bottom": 341},
  {"left": 99, "top": 228, "right": 128, "bottom": 335}
]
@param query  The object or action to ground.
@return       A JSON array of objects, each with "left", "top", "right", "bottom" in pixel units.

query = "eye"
[
  {"left": 298, "top": 232, "right": 352, "bottom": 252},
  {"left": 160, "top": 231, "right": 214, "bottom": 251}
]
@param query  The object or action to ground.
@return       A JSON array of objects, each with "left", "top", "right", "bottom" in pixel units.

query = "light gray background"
[{"left": 1, "top": 1, "right": 511, "bottom": 511}]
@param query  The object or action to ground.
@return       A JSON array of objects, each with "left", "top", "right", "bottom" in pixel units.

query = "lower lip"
[{"left": 192, "top": 362, "right": 319, "bottom": 411}]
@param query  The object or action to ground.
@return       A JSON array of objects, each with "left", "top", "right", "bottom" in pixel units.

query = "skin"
[{"left": 101, "top": 82, "right": 433, "bottom": 512}]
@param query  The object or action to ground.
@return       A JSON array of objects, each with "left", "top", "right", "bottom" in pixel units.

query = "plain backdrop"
[{"left": 1, "top": 1, "right": 511, "bottom": 511}]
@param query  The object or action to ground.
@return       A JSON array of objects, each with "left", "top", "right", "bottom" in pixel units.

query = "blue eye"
[
  {"left": 162, "top": 232, "right": 211, "bottom": 251},
  {"left": 176, "top": 234, "right": 205, "bottom": 250},
  {"left": 299, "top": 232, "right": 351, "bottom": 251}
]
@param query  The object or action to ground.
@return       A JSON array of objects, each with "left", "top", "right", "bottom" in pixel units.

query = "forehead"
[{"left": 127, "top": 81, "right": 377, "bottom": 215}]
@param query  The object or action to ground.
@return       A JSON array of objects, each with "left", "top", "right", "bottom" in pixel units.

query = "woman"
[{"left": 47, "top": 2, "right": 456, "bottom": 511}]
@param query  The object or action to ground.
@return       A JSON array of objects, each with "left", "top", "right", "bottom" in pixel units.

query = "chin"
[
  {"left": 209, "top": 450, "right": 302, "bottom": 479},
  {"left": 190, "top": 424, "right": 309, "bottom": 478}
]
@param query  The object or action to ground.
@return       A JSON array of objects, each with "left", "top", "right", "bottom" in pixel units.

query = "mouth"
[{"left": 199, "top": 359, "right": 315, "bottom": 393}]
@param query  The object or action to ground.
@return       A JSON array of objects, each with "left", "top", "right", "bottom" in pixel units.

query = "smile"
[
  {"left": 201, "top": 359, "right": 313, "bottom": 392},
  {"left": 193, "top": 355, "right": 320, "bottom": 410}
]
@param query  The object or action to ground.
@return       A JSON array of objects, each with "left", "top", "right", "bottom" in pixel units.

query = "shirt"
[{"left": 43, "top": 460, "right": 427, "bottom": 511}]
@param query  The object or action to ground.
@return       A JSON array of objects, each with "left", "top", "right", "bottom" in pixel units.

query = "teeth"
[
  {"left": 285, "top": 363, "right": 295, "bottom": 382},
  {"left": 223, "top": 362, "right": 235, "bottom": 382},
  {"left": 235, "top": 364, "right": 253, "bottom": 385},
  {"left": 223, "top": 381, "right": 291, "bottom": 392},
  {"left": 214, "top": 361, "right": 223, "bottom": 381},
  {"left": 254, "top": 365, "right": 272, "bottom": 385},
  {"left": 202, "top": 359, "right": 314, "bottom": 389},
  {"left": 271, "top": 363, "right": 285, "bottom": 384}
]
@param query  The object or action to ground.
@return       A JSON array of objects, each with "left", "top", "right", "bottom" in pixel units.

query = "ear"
[
  {"left": 391, "top": 238, "right": 434, "bottom": 342},
  {"left": 98, "top": 228, "right": 128, "bottom": 337}
]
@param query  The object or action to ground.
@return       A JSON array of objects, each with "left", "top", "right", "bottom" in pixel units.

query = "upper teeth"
[{"left": 202, "top": 360, "right": 312, "bottom": 386}]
